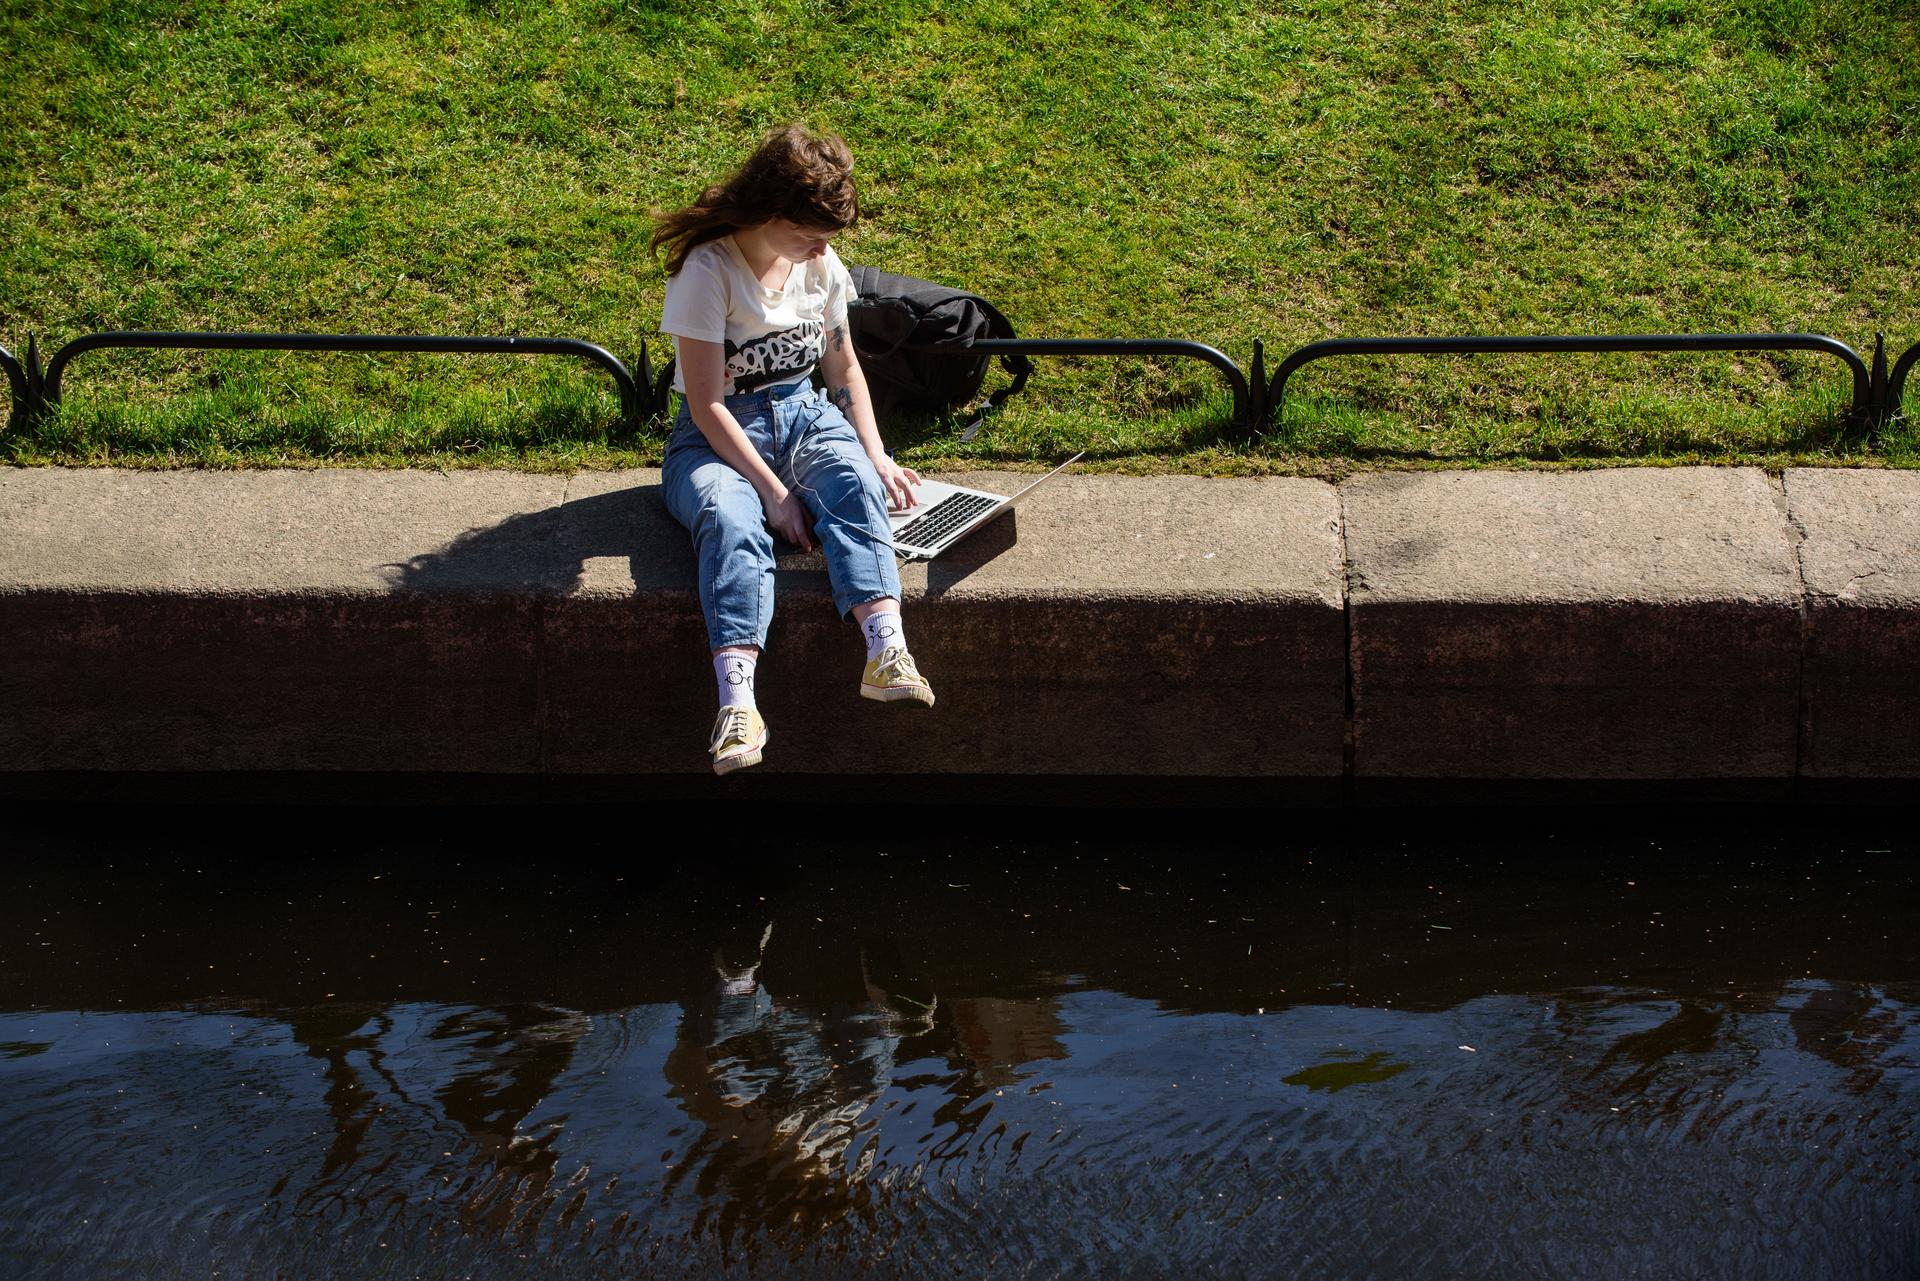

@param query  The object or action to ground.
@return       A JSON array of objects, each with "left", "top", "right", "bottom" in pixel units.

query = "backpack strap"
[
  {"left": 970, "top": 296, "right": 1033, "bottom": 406},
  {"left": 955, "top": 297, "right": 1036, "bottom": 440}
]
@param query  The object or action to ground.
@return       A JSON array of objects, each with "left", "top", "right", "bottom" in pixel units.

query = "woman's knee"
[
  {"left": 683, "top": 470, "right": 764, "bottom": 537},
  {"left": 796, "top": 437, "right": 883, "bottom": 512}
]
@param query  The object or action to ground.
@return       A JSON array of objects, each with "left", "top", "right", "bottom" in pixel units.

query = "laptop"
[{"left": 886, "top": 452, "right": 1085, "bottom": 561}]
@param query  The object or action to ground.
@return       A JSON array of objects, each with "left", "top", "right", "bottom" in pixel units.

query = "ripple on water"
[{"left": 0, "top": 978, "right": 1915, "bottom": 1278}]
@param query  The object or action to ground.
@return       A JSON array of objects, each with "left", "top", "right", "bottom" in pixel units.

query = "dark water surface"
[{"left": 2, "top": 806, "right": 1916, "bottom": 1279}]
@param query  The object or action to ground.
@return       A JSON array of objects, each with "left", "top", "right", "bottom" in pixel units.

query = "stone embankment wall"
[{"left": 2, "top": 465, "right": 1914, "bottom": 785}]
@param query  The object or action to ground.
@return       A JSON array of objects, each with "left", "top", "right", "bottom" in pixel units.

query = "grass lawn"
[{"left": 2, "top": 0, "right": 1916, "bottom": 474}]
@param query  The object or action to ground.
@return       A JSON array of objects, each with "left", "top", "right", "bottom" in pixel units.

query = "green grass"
[{"left": 2, "top": 0, "right": 1917, "bottom": 473}]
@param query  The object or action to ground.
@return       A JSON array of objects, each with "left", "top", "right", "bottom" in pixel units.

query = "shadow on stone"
[
  {"left": 388, "top": 480, "right": 691, "bottom": 597},
  {"left": 927, "top": 510, "right": 1017, "bottom": 595}
]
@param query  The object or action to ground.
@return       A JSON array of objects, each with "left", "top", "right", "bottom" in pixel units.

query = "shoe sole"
[
  {"left": 712, "top": 731, "right": 768, "bottom": 776},
  {"left": 862, "top": 683, "right": 935, "bottom": 707}
]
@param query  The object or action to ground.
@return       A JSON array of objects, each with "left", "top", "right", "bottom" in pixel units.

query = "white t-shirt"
[{"left": 660, "top": 237, "right": 853, "bottom": 396}]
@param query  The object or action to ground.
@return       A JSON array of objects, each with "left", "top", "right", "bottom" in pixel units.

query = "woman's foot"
[
  {"left": 860, "top": 646, "right": 935, "bottom": 706},
  {"left": 710, "top": 705, "right": 768, "bottom": 774}
]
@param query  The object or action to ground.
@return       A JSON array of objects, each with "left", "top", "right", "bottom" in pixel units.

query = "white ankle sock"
[
  {"left": 862, "top": 611, "right": 905, "bottom": 661},
  {"left": 715, "top": 651, "right": 757, "bottom": 710}
]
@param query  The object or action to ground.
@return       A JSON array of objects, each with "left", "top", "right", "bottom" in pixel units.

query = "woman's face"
[{"left": 762, "top": 219, "right": 838, "bottom": 262}]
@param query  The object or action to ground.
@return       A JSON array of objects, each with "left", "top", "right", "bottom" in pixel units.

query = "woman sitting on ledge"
[{"left": 652, "top": 124, "right": 934, "bottom": 776}]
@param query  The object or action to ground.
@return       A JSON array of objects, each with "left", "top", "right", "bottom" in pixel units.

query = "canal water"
[{"left": 1, "top": 807, "right": 1915, "bottom": 1279}]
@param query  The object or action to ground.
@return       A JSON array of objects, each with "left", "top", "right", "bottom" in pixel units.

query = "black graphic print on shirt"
[{"left": 726, "top": 320, "right": 823, "bottom": 393}]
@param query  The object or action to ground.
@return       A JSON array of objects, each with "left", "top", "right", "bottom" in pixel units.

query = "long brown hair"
[{"left": 651, "top": 125, "right": 860, "bottom": 275}]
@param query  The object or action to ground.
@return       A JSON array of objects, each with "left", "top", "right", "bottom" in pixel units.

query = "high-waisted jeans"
[{"left": 661, "top": 382, "right": 900, "bottom": 651}]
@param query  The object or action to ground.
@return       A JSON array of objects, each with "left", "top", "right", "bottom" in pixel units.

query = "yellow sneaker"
[
  {"left": 709, "top": 705, "right": 767, "bottom": 775},
  {"left": 861, "top": 646, "right": 935, "bottom": 706}
]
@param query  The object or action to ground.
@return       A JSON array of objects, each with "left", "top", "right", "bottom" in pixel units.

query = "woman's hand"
[
  {"left": 762, "top": 488, "right": 816, "bottom": 551},
  {"left": 872, "top": 454, "right": 923, "bottom": 513}
]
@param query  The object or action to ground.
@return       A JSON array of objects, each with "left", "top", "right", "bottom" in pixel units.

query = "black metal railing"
[
  {"left": 1892, "top": 336, "right": 1920, "bottom": 422},
  {"left": 958, "top": 338, "right": 1261, "bottom": 432},
  {"left": 1264, "top": 333, "right": 1876, "bottom": 438},
  {"left": 4, "top": 325, "right": 1915, "bottom": 443},
  {"left": 0, "top": 342, "right": 28, "bottom": 431},
  {"left": 33, "top": 330, "right": 653, "bottom": 434},
  {"left": 909, "top": 331, "right": 1910, "bottom": 439}
]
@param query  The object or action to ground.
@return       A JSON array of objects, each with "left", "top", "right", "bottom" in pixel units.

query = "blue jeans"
[{"left": 661, "top": 382, "right": 901, "bottom": 652}]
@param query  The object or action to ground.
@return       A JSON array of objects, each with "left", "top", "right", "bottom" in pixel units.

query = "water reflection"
[
  {"left": 0, "top": 823, "right": 1916, "bottom": 1278},
  {"left": 283, "top": 1001, "right": 598, "bottom": 1239},
  {"left": 665, "top": 924, "right": 911, "bottom": 1241},
  {"left": 2, "top": 982, "right": 1916, "bottom": 1277}
]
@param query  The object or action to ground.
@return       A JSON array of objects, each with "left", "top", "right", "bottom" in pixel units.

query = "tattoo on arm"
[
  {"left": 831, "top": 325, "right": 846, "bottom": 353},
  {"left": 830, "top": 385, "right": 853, "bottom": 414}
]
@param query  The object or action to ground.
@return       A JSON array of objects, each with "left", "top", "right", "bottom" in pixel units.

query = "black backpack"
[{"left": 844, "top": 265, "right": 1032, "bottom": 422}]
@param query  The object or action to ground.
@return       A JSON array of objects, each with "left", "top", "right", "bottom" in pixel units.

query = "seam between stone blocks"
[
  {"left": 1771, "top": 470, "right": 1813, "bottom": 785},
  {"left": 1337, "top": 482, "right": 1357, "bottom": 789}
]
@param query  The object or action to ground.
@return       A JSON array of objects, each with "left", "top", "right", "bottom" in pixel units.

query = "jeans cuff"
[{"left": 838, "top": 590, "right": 896, "bottom": 623}]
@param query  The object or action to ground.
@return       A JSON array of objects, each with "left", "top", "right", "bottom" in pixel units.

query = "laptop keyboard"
[{"left": 893, "top": 492, "right": 998, "bottom": 550}]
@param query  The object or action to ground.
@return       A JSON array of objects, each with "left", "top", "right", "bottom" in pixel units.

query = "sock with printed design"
[
  {"left": 714, "top": 651, "right": 757, "bottom": 710},
  {"left": 861, "top": 611, "right": 905, "bottom": 661}
]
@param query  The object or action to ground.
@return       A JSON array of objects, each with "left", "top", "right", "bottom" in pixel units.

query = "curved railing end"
[
  {"left": 1889, "top": 337, "right": 1920, "bottom": 426},
  {"left": 0, "top": 342, "right": 26, "bottom": 428}
]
